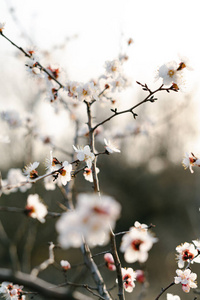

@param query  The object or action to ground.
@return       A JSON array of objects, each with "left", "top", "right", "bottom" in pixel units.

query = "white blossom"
[
  {"left": 59, "top": 161, "right": 72, "bottom": 185},
  {"left": 83, "top": 167, "right": 99, "bottom": 182},
  {"left": 120, "top": 224, "right": 157, "bottom": 263},
  {"left": 121, "top": 268, "right": 136, "bottom": 293},
  {"left": 157, "top": 61, "right": 183, "bottom": 88},
  {"left": 60, "top": 260, "right": 71, "bottom": 270},
  {"left": 56, "top": 193, "right": 121, "bottom": 248},
  {"left": 166, "top": 293, "right": 180, "bottom": 300},
  {"left": 23, "top": 162, "right": 40, "bottom": 180},
  {"left": 104, "top": 138, "right": 120, "bottom": 153},
  {"left": 25, "top": 194, "right": 47, "bottom": 223},
  {"left": 176, "top": 242, "right": 198, "bottom": 268},
  {"left": 77, "top": 81, "right": 99, "bottom": 102},
  {"left": 73, "top": 145, "right": 95, "bottom": 168},
  {"left": 174, "top": 269, "right": 197, "bottom": 293}
]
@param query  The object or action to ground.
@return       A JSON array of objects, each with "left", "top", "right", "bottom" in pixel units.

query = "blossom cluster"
[
  {"left": 174, "top": 240, "right": 200, "bottom": 293},
  {"left": 0, "top": 282, "right": 25, "bottom": 300}
]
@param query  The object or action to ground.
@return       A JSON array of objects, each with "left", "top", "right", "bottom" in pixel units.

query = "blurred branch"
[
  {"left": 85, "top": 101, "right": 100, "bottom": 194},
  {"left": 31, "top": 242, "right": 55, "bottom": 277},
  {"left": 0, "top": 267, "right": 82, "bottom": 299},
  {"left": 0, "top": 220, "right": 20, "bottom": 272}
]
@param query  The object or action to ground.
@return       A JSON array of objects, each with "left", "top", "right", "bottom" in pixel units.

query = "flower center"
[
  {"left": 131, "top": 239, "right": 143, "bottom": 251},
  {"left": 30, "top": 169, "right": 39, "bottom": 179},
  {"left": 93, "top": 206, "right": 108, "bottom": 215},
  {"left": 182, "top": 250, "right": 194, "bottom": 261},
  {"left": 168, "top": 69, "right": 175, "bottom": 77}
]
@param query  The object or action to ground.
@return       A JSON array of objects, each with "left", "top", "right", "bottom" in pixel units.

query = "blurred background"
[{"left": 1, "top": 0, "right": 200, "bottom": 299}]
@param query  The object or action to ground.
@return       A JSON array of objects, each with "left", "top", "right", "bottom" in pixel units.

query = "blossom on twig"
[
  {"left": 25, "top": 58, "right": 43, "bottom": 78},
  {"left": 73, "top": 145, "right": 95, "bottom": 169},
  {"left": 120, "top": 222, "right": 157, "bottom": 263},
  {"left": 77, "top": 81, "right": 99, "bottom": 102},
  {"left": 59, "top": 161, "right": 72, "bottom": 186},
  {"left": 104, "top": 138, "right": 120, "bottom": 154},
  {"left": 24, "top": 194, "right": 47, "bottom": 223},
  {"left": 105, "top": 59, "right": 123, "bottom": 78},
  {"left": 176, "top": 242, "right": 198, "bottom": 268},
  {"left": 156, "top": 60, "right": 184, "bottom": 90},
  {"left": 60, "top": 260, "right": 71, "bottom": 271},
  {"left": 104, "top": 253, "right": 116, "bottom": 271},
  {"left": 174, "top": 269, "right": 197, "bottom": 293},
  {"left": 23, "top": 162, "right": 40, "bottom": 180},
  {"left": 45, "top": 151, "right": 62, "bottom": 173},
  {"left": 83, "top": 167, "right": 100, "bottom": 183},
  {"left": 121, "top": 267, "right": 136, "bottom": 293},
  {"left": 0, "top": 22, "right": 5, "bottom": 33}
]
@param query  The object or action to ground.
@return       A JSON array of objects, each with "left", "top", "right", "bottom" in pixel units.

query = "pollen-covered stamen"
[
  {"left": 7, "top": 284, "right": 13, "bottom": 291},
  {"left": 168, "top": 69, "right": 175, "bottom": 77},
  {"left": 84, "top": 168, "right": 92, "bottom": 175},
  {"left": 30, "top": 169, "right": 39, "bottom": 179},
  {"left": 131, "top": 239, "right": 143, "bottom": 251},
  {"left": 123, "top": 274, "right": 132, "bottom": 289},
  {"left": 182, "top": 249, "right": 195, "bottom": 261},
  {"left": 82, "top": 89, "right": 88, "bottom": 96},
  {"left": 111, "top": 66, "right": 117, "bottom": 72},
  {"left": 59, "top": 168, "right": 66, "bottom": 177}
]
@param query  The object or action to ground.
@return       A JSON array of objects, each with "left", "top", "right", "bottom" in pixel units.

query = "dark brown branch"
[
  {"left": 0, "top": 32, "right": 64, "bottom": 89},
  {"left": 91, "top": 83, "right": 177, "bottom": 132}
]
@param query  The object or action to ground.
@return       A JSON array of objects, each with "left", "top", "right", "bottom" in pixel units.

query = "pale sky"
[
  {"left": 1, "top": 0, "right": 200, "bottom": 165},
  {"left": 1, "top": 0, "right": 200, "bottom": 82}
]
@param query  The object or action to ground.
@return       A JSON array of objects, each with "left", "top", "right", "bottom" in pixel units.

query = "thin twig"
[
  {"left": 91, "top": 83, "right": 177, "bottom": 132},
  {"left": 0, "top": 31, "right": 65, "bottom": 88},
  {"left": 154, "top": 282, "right": 175, "bottom": 300},
  {"left": 31, "top": 242, "right": 55, "bottom": 277}
]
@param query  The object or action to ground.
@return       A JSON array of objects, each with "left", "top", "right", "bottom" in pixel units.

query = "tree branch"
[{"left": 0, "top": 268, "right": 80, "bottom": 299}]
